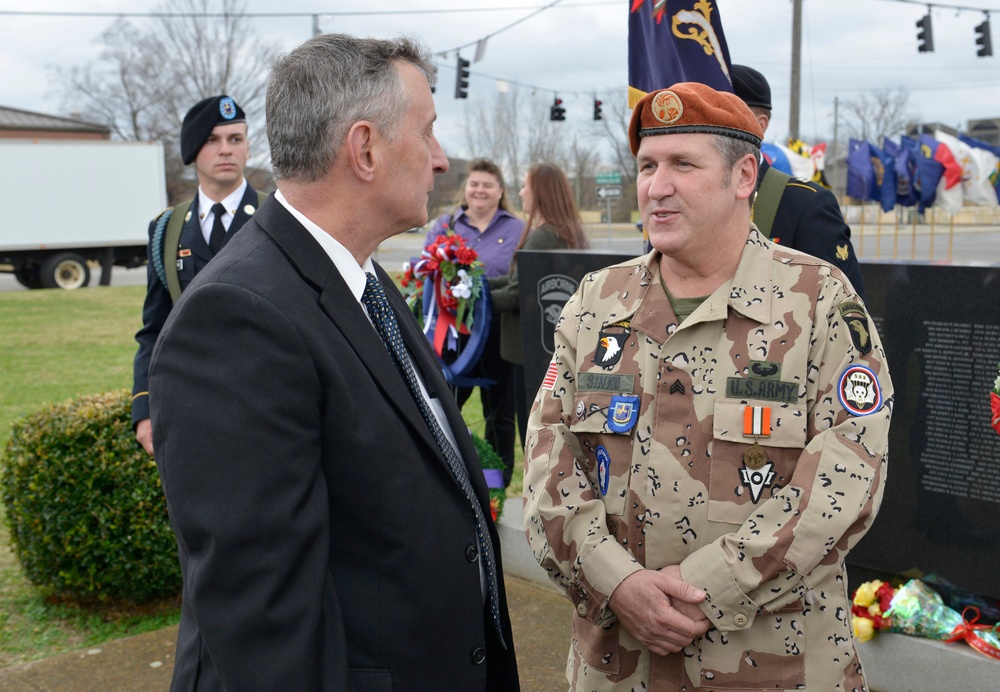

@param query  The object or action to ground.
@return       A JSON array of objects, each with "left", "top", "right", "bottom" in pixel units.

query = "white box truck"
[{"left": 0, "top": 139, "right": 167, "bottom": 289}]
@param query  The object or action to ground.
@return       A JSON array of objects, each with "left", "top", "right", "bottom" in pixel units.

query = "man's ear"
[
  {"left": 735, "top": 154, "right": 758, "bottom": 201},
  {"left": 346, "top": 121, "right": 376, "bottom": 182}
]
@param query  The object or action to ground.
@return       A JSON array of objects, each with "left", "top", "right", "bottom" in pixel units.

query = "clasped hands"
[{"left": 608, "top": 565, "right": 711, "bottom": 655}]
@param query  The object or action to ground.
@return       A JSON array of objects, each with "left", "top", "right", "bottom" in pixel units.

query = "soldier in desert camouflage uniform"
[{"left": 523, "top": 82, "right": 892, "bottom": 691}]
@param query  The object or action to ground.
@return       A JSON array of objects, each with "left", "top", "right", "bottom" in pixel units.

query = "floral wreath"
[{"left": 400, "top": 230, "right": 492, "bottom": 386}]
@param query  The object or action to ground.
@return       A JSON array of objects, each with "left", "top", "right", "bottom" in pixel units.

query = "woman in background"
[{"left": 490, "top": 162, "right": 590, "bottom": 449}]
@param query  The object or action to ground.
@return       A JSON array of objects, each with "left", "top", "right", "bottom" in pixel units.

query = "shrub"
[
  {"left": 0, "top": 390, "right": 181, "bottom": 603},
  {"left": 471, "top": 433, "right": 506, "bottom": 521}
]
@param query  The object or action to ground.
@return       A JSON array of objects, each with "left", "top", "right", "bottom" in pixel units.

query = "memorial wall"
[{"left": 518, "top": 250, "right": 1000, "bottom": 600}]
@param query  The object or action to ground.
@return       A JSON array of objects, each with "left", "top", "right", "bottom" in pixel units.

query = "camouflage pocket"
[
  {"left": 708, "top": 398, "right": 807, "bottom": 524},
  {"left": 571, "top": 612, "right": 624, "bottom": 675},
  {"left": 569, "top": 392, "right": 637, "bottom": 516},
  {"left": 696, "top": 601, "right": 806, "bottom": 689}
]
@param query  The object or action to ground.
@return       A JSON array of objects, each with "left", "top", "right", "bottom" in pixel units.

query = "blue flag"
[
  {"left": 901, "top": 135, "right": 944, "bottom": 213},
  {"left": 628, "top": 0, "right": 733, "bottom": 107},
  {"left": 846, "top": 139, "right": 874, "bottom": 202},
  {"left": 883, "top": 139, "right": 918, "bottom": 208},
  {"left": 870, "top": 142, "right": 897, "bottom": 213}
]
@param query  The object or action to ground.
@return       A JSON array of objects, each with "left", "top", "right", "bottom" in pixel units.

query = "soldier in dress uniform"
[
  {"left": 731, "top": 64, "right": 867, "bottom": 300},
  {"left": 523, "top": 82, "right": 893, "bottom": 691},
  {"left": 131, "top": 95, "right": 263, "bottom": 455}
]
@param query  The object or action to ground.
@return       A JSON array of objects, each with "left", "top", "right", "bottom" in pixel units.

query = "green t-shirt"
[{"left": 661, "top": 274, "right": 708, "bottom": 323}]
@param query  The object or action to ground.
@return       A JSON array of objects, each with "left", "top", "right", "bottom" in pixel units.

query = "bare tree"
[
  {"left": 51, "top": 0, "right": 279, "bottom": 202},
  {"left": 462, "top": 89, "right": 523, "bottom": 196},
  {"left": 839, "top": 88, "right": 918, "bottom": 147},
  {"left": 595, "top": 92, "right": 638, "bottom": 181},
  {"left": 568, "top": 135, "right": 597, "bottom": 208},
  {"left": 524, "top": 96, "right": 569, "bottom": 170}
]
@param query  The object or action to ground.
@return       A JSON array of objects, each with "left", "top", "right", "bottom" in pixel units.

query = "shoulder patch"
[
  {"left": 838, "top": 364, "right": 883, "bottom": 416},
  {"left": 838, "top": 300, "right": 872, "bottom": 354}
]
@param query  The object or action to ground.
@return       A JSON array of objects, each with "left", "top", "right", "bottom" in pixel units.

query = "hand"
[
  {"left": 608, "top": 568, "right": 710, "bottom": 655},
  {"left": 136, "top": 418, "right": 154, "bottom": 456}
]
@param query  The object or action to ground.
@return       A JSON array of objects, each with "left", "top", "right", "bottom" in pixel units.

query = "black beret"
[
  {"left": 180, "top": 95, "right": 246, "bottom": 165},
  {"left": 731, "top": 65, "right": 772, "bottom": 111}
]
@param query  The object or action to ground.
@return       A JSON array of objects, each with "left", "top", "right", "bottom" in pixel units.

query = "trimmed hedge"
[{"left": 0, "top": 390, "right": 181, "bottom": 603}]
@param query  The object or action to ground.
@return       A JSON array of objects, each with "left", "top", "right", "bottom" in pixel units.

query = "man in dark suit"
[
  {"left": 149, "top": 34, "right": 520, "bottom": 691},
  {"left": 731, "top": 64, "right": 866, "bottom": 300},
  {"left": 132, "top": 94, "right": 262, "bottom": 455}
]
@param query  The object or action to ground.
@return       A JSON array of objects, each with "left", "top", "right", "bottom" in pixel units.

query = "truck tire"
[
  {"left": 14, "top": 265, "right": 43, "bottom": 289},
  {"left": 40, "top": 253, "right": 91, "bottom": 290}
]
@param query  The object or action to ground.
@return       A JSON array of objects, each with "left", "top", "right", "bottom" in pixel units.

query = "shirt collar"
[
  {"left": 198, "top": 179, "right": 248, "bottom": 217},
  {"left": 274, "top": 189, "right": 374, "bottom": 303}
]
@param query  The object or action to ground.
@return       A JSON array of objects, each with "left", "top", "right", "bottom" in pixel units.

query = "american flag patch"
[
  {"left": 743, "top": 405, "right": 771, "bottom": 437},
  {"left": 542, "top": 360, "right": 559, "bottom": 390}
]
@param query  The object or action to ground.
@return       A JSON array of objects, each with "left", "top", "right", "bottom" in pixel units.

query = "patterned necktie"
[
  {"left": 361, "top": 272, "right": 506, "bottom": 649},
  {"left": 209, "top": 202, "right": 227, "bottom": 254}
]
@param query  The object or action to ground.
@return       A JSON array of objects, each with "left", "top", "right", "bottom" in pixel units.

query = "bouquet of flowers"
[
  {"left": 399, "top": 231, "right": 486, "bottom": 359},
  {"left": 850, "top": 579, "right": 1000, "bottom": 660},
  {"left": 991, "top": 362, "right": 1000, "bottom": 435}
]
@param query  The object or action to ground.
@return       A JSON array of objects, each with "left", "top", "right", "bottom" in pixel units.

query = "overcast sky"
[{"left": 2, "top": 0, "right": 999, "bottom": 162}]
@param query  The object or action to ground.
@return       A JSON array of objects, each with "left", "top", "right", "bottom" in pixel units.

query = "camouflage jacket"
[{"left": 523, "top": 227, "right": 892, "bottom": 691}]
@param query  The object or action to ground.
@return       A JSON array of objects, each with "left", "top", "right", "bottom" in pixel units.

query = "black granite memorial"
[{"left": 518, "top": 250, "right": 1000, "bottom": 603}]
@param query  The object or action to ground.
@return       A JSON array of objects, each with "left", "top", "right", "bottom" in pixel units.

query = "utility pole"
[
  {"left": 789, "top": 0, "right": 802, "bottom": 140},
  {"left": 832, "top": 96, "right": 840, "bottom": 198}
]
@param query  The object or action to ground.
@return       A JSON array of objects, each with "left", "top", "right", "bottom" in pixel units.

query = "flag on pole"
[{"left": 628, "top": 0, "right": 734, "bottom": 108}]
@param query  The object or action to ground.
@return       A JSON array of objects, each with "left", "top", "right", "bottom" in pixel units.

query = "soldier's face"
[
  {"left": 195, "top": 122, "right": 249, "bottom": 189},
  {"left": 636, "top": 133, "right": 753, "bottom": 261}
]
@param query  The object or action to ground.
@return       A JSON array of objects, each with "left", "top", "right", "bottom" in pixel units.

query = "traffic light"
[
  {"left": 454, "top": 55, "right": 470, "bottom": 99},
  {"left": 593, "top": 98, "right": 603, "bottom": 121},
  {"left": 975, "top": 17, "right": 993, "bottom": 57},
  {"left": 550, "top": 97, "right": 566, "bottom": 122},
  {"left": 916, "top": 13, "right": 934, "bottom": 53}
]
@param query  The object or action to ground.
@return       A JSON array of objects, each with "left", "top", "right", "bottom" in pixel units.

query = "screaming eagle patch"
[
  {"left": 593, "top": 320, "right": 631, "bottom": 368},
  {"left": 838, "top": 300, "right": 872, "bottom": 354},
  {"left": 838, "top": 365, "right": 883, "bottom": 416}
]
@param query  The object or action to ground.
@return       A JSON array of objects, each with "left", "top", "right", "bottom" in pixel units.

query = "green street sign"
[{"left": 595, "top": 171, "right": 622, "bottom": 185}]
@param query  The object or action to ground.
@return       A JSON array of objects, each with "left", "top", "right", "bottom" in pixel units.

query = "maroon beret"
[{"left": 628, "top": 83, "right": 764, "bottom": 156}]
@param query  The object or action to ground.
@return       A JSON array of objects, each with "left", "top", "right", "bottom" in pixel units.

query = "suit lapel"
[
  {"left": 222, "top": 185, "right": 261, "bottom": 249},
  {"left": 251, "top": 198, "right": 443, "bottom": 458}
]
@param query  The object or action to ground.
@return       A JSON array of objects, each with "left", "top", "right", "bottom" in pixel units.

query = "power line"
[{"left": 0, "top": 2, "right": 613, "bottom": 20}]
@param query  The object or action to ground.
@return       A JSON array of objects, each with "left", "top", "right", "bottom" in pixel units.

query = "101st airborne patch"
[{"left": 838, "top": 300, "right": 872, "bottom": 354}]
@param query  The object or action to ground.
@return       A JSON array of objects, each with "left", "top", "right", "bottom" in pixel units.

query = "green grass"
[{"left": 0, "top": 283, "right": 521, "bottom": 668}]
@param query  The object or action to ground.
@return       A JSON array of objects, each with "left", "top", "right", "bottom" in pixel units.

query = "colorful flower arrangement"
[
  {"left": 400, "top": 231, "right": 485, "bottom": 357},
  {"left": 991, "top": 362, "right": 1000, "bottom": 435},
  {"left": 850, "top": 579, "right": 1000, "bottom": 659}
]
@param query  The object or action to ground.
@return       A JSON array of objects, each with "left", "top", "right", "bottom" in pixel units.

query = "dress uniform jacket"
[
  {"left": 149, "top": 196, "right": 519, "bottom": 691},
  {"left": 131, "top": 184, "right": 261, "bottom": 425},
  {"left": 758, "top": 159, "right": 867, "bottom": 301},
  {"left": 523, "top": 227, "right": 892, "bottom": 691}
]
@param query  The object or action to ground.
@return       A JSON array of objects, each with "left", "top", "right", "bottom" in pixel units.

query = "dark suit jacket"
[
  {"left": 132, "top": 184, "right": 261, "bottom": 424},
  {"left": 149, "top": 196, "right": 519, "bottom": 691},
  {"left": 758, "top": 159, "right": 867, "bottom": 300}
]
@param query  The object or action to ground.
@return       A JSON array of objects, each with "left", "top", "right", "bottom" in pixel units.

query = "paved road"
[{"left": 3, "top": 223, "right": 998, "bottom": 293}]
